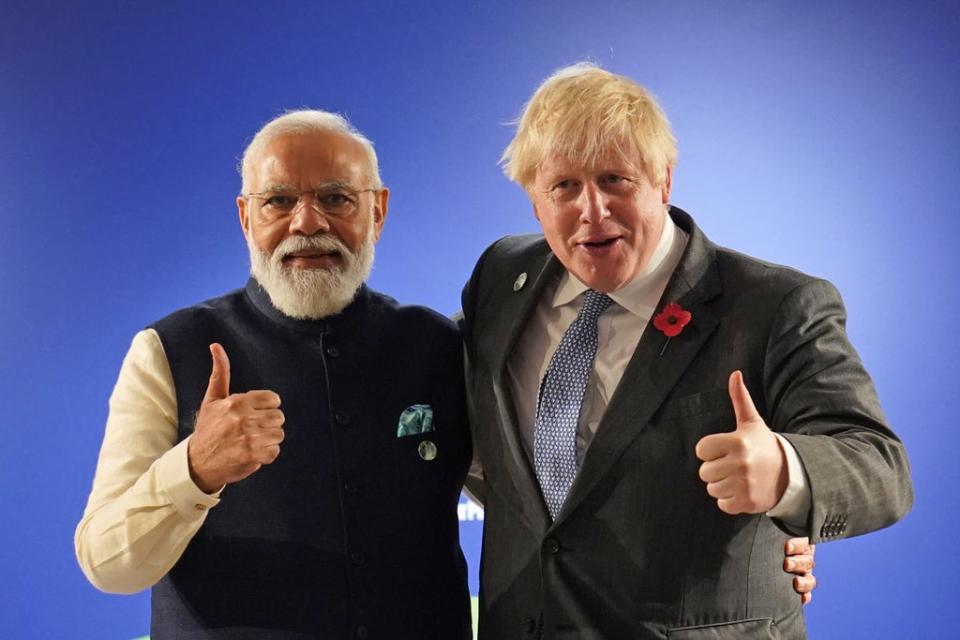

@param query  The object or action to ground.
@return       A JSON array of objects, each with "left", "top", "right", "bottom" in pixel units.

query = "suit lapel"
[
  {"left": 556, "top": 208, "right": 724, "bottom": 526},
  {"left": 489, "top": 244, "right": 559, "bottom": 532}
]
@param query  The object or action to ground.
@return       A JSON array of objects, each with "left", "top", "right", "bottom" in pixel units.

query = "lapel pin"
[
  {"left": 418, "top": 440, "right": 438, "bottom": 461},
  {"left": 513, "top": 272, "right": 528, "bottom": 291},
  {"left": 653, "top": 302, "right": 693, "bottom": 356}
]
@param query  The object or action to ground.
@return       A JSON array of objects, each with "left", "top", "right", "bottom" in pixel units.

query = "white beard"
[{"left": 248, "top": 227, "right": 375, "bottom": 320}]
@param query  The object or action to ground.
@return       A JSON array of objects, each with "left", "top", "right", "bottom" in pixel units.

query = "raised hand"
[
  {"left": 187, "top": 343, "right": 285, "bottom": 493},
  {"left": 694, "top": 370, "right": 787, "bottom": 514}
]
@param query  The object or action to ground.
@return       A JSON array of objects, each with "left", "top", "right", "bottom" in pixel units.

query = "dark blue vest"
[{"left": 149, "top": 279, "right": 471, "bottom": 640}]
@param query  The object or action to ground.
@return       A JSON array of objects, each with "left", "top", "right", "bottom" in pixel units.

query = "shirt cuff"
[
  {"left": 766, "top": 433, "right": 811, "bottom": 529},
  {"left": 156, "top": 436, "right": 221, "bottom": 519}
]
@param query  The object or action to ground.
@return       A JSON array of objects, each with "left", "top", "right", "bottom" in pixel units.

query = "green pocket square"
[{"left": 397, "top": 404, "right": 435, "bottom": 437}]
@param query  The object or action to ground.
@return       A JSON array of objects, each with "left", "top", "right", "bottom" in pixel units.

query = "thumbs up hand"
[
  {"left": 694, "top": 371, "right": 787, "bottom": 515},
  {"left": 187, "top": 343, "right": 285, "bottom": 493}
]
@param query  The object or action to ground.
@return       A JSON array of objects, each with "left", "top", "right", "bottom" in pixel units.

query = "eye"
[
  {"left": 319, "top": 191, "right": 357, "bottom": 210},
  {"left": 598, "top": 174, "right": 635, "bottom": 193},
  {"left": 552, "top": 179, "right": 576, "bottom": 191},
  {"left": 263, "top": 194, "right": 297, "bottom": 208}
]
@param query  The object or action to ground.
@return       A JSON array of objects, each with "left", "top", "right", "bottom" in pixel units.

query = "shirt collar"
[{"left": 550, "top": 212, "right": 688, "bottom": 317}]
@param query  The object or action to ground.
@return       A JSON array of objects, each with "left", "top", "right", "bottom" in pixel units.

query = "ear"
[
  {"left": 660, "top": 166, "right": 673, "bottom": 204},
  {"left": 237, "top": 196, "right": 251, "bottom": 238},
  {"left": 371, "top": 187, "right": 390, "bottom": 241}
]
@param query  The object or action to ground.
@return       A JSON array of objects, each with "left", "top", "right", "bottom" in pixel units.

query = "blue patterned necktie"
[{"left": 534, "top": 289, "right": 613, "bottom": 520}]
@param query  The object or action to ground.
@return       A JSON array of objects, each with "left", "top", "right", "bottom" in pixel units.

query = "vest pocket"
[{"left": 667, "top": 618, "right": 779, "bottom": 639}]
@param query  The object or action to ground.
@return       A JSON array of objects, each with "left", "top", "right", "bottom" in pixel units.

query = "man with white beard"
[{"left": 75, "top": 110, "right": 472, "bottom": 639}]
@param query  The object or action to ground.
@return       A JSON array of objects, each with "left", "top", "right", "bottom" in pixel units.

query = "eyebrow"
[
  {"left": 258, "top": 183, "right": 297, "bottom": 193},
  {"left": 260, "top": 180, "right": 357, "bottom": 193},
  {"left": 315, "top": 180, "right": 355, "bottom": 191}
]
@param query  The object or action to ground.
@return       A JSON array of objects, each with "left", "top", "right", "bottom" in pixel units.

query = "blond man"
[{"left": 460, "top": 64, "right": 912, "bottom": 639}]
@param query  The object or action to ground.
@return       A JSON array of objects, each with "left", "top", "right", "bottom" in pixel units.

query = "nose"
[
  {"left": 288, "top": 194, "right": 331, "bottom": 235},
  {"left": 577, "top": 182, "right": 610, "bottom": 224}
]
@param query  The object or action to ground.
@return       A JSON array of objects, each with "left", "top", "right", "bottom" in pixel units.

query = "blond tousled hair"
[{"left": 501, "top": 62, "right": 677, "bottom": 191}]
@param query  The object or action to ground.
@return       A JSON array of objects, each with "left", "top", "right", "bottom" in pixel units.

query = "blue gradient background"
[{"left": 2, "top": 1, "right": 958, "bottom": 638}]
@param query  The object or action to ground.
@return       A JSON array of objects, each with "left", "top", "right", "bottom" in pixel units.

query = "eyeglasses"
[{"left": 243, "top": 182, "right": 379, "bottom": 221}]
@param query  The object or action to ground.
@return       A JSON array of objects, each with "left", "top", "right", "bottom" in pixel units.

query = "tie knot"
[{"left": 580, "top": 289, "right": 613, "bottom": 321}]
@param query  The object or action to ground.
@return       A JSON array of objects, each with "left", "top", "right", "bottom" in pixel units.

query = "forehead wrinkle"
[
  {"left": 254, "top": 136, "right": 374, "bottom": 192},
  {"left": 538, "top": 150, "right": 642, "bottom": 184}
]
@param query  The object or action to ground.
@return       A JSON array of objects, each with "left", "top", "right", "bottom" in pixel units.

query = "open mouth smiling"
[{"left": 577, "top": 236, "right": 621, "bottom": 253}]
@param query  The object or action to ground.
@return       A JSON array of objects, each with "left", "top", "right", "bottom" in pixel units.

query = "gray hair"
[{"left": 239, "top": 109, "right": 382, "bottom": 193}]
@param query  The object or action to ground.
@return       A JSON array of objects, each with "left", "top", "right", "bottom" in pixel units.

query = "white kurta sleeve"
[{"left": 74, "top": 329, "right": 220, "bottom": 594}]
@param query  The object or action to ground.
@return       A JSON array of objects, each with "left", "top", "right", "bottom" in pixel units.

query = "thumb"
[
  {"left": 202, "top": 343, "right": 231, "bottom": 403},
  {"left": 728, "top": 370, "right": 761, "bottom": 428}
]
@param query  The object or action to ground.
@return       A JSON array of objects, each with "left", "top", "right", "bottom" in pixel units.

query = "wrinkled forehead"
[
  {"left": 534, "top": 138, "right": 645, "bottom": 183},
  {"left": 251, "top": 132, "right": 372, "bottom": 190}
]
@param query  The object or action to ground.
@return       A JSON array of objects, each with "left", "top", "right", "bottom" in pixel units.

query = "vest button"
[
  {"left": 545, "top": 538, "right": 560, "bottom": 554},
  {"left": 350, "top": 551, "right": 366, "bottom": 565},
  {"left": 326, "top": 346, "right": 341, "bottom": 358},
  {"left": 336, "top": 412, "right": 351, "bottom": 426},
  {"left": 354, "top": 624, "right": 369, "bottom": 639},
  {"left": 522, "top": 617, "right": 537, "bottom": 635}
]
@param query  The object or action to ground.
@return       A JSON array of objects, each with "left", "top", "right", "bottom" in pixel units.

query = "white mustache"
[
  {"left": 248, "top": 225, "right": 375, "bottom": 320},
  {"left": 272, "top": 235, "right": 351, "bottom": 263}
]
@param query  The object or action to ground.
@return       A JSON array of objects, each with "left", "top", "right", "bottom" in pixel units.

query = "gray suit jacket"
[{"left": 460, "top": 208, "right": 913, "bottom": 640}]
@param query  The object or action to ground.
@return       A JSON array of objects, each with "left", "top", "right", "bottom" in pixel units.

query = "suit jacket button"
[
  {"left": 522, "top": 618, "right": 537, "bottom": 635},
  {"left": 354, "top": 624, "right": 369, "bottom": 639},
  {"left": 545, "top": 538, "right": 560, "bottom": 554},
  {"left": 326, "top": 345, "right": 341, "bottom": 358},
  {"left": 336, "top": 412, "right": 351, "bottom": 426},
  {"left": 350, "top": 552, "right": 366, "bottom": 566}
]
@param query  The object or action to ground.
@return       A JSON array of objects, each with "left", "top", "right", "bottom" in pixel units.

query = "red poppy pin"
[{"left": 653, "top": 302, "right": 692, "bottom": 355}]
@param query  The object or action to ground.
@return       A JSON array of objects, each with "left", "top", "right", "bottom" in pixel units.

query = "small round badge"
[
  {"left": 418, "top": 440, "right": 438, "bottom": 461},
  {"left": 513, "top": 272, "right": 528, "bottom": 291}
]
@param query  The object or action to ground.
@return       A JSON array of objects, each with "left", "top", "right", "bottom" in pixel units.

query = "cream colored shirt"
[
  {"left": 469, "top": 215, "right": 809, "bottom": 526},
  {"left": 74, "top": 329, "right": 221, "bottom": 594}
]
